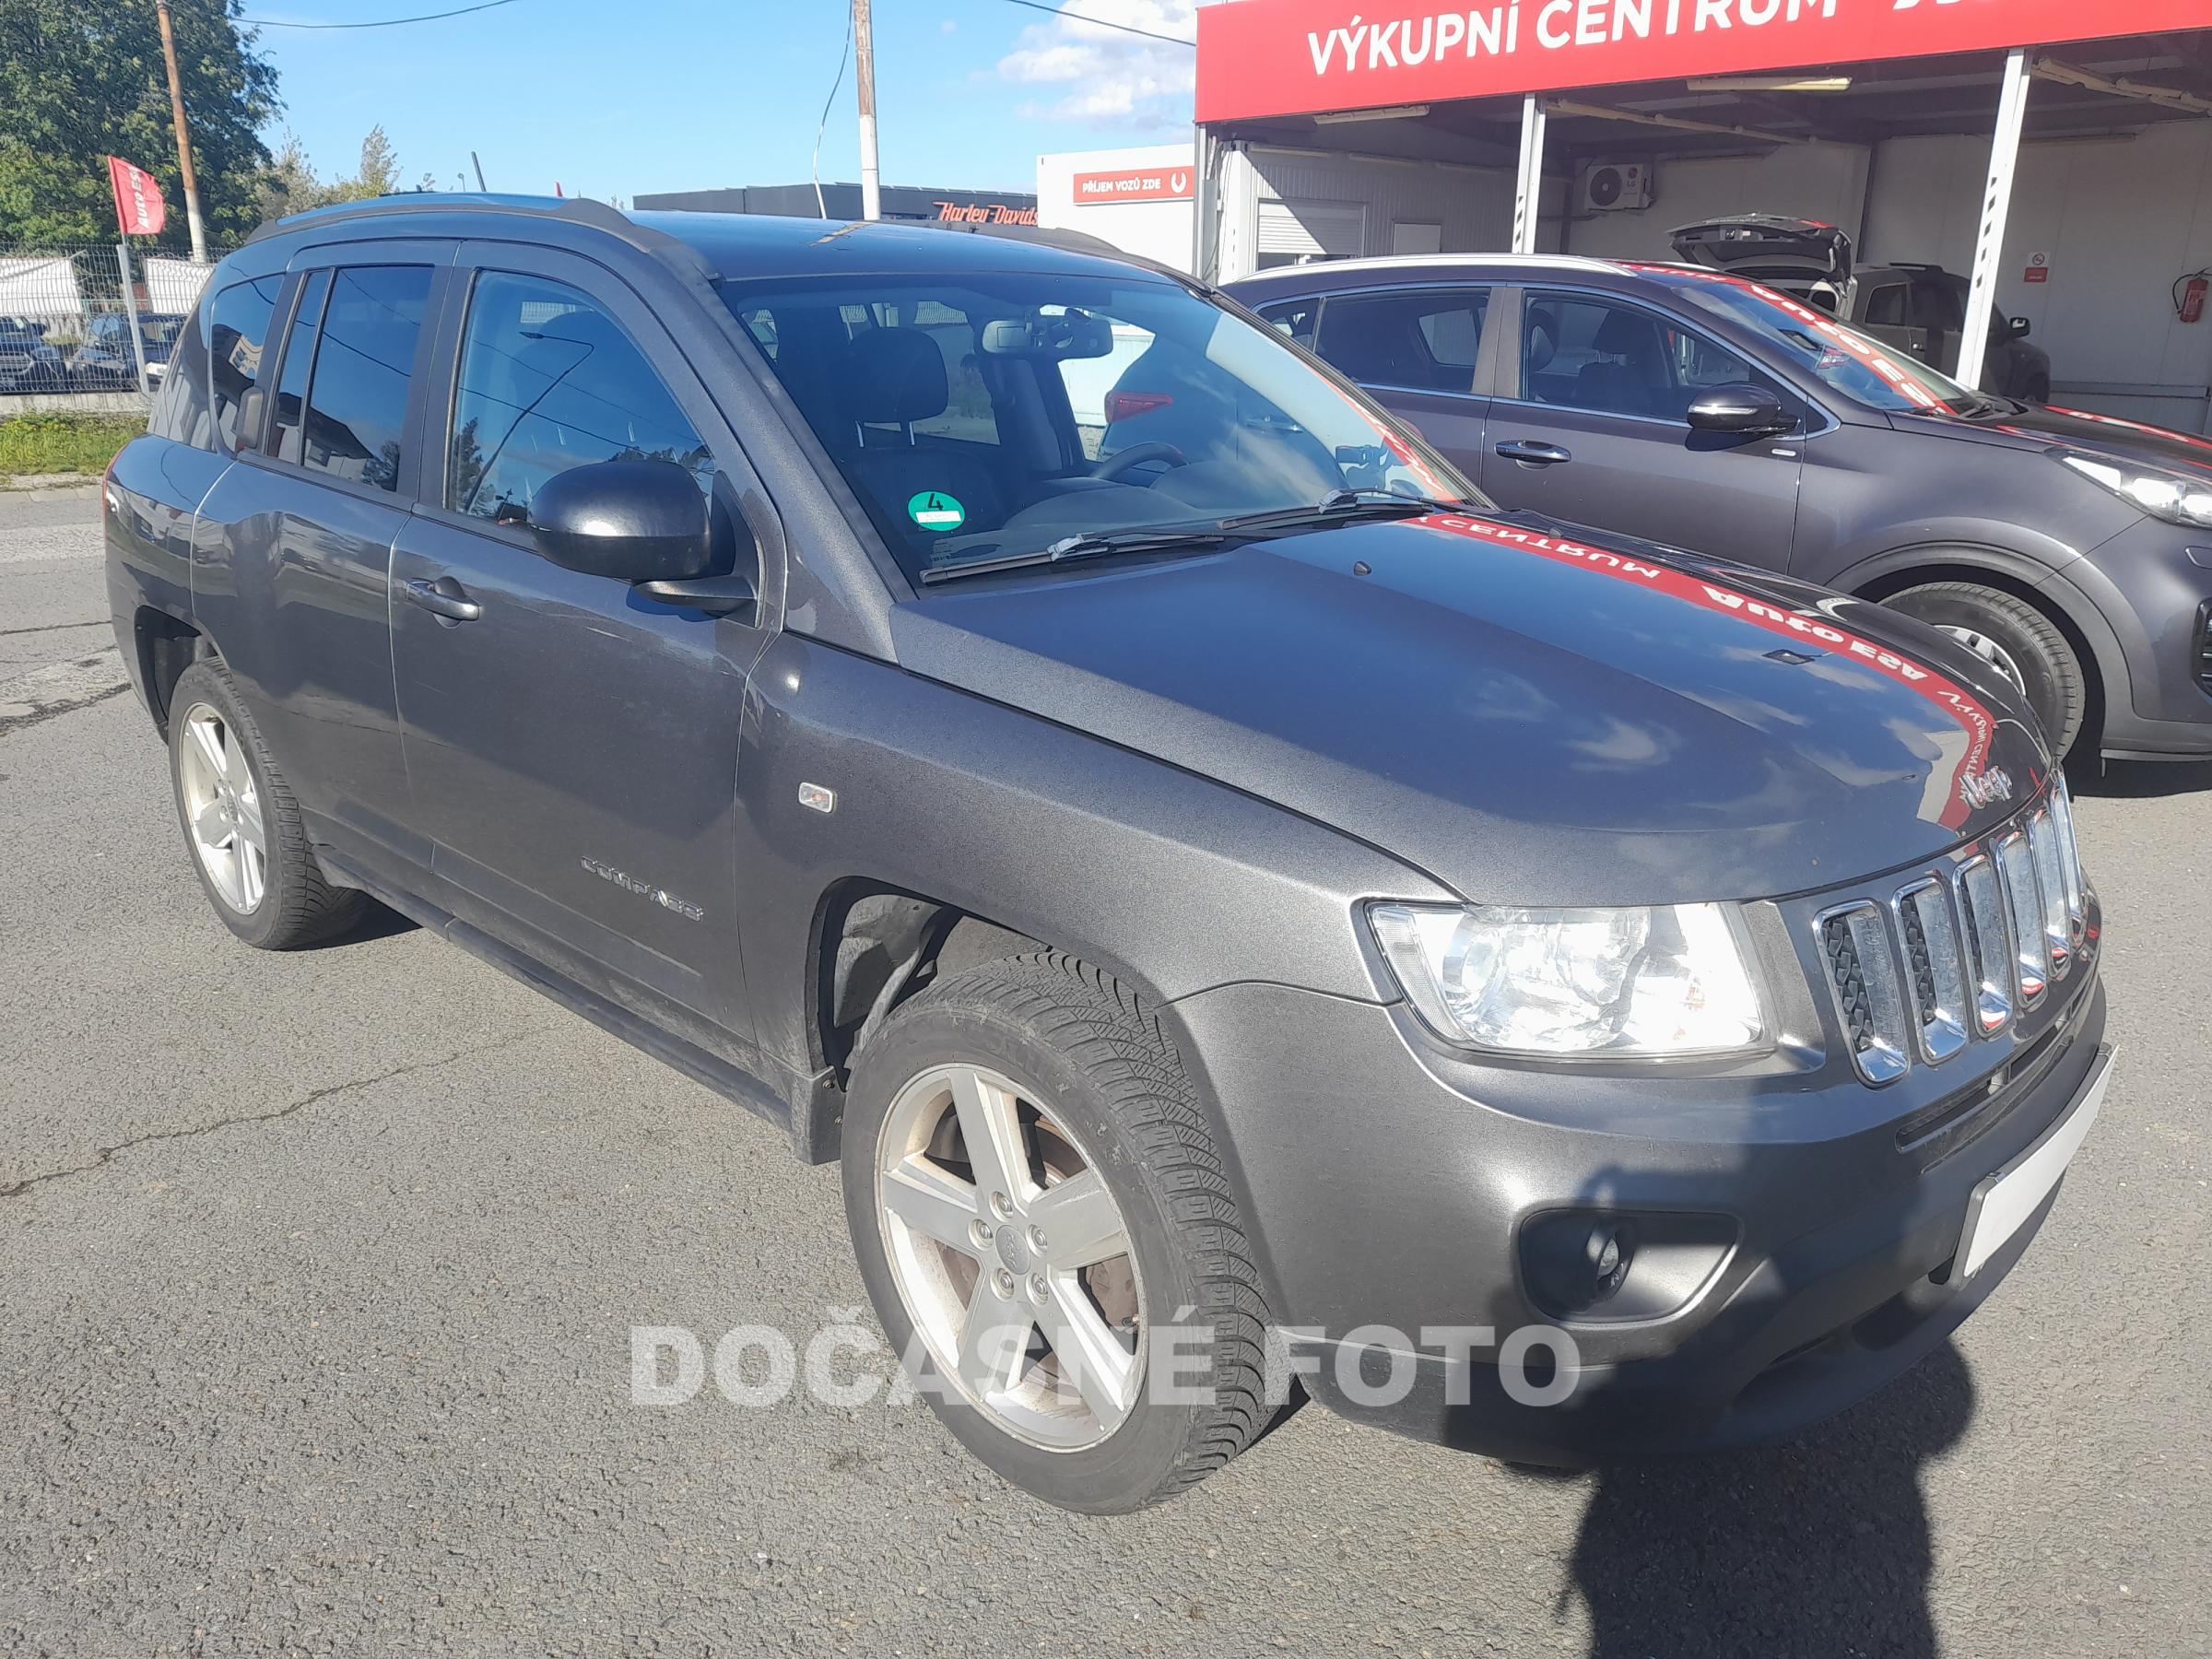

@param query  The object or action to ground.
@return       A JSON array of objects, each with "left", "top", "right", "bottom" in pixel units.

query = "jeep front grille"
[{"left": 1816, "top": 780, "right": 2088, "bottom": 1085}]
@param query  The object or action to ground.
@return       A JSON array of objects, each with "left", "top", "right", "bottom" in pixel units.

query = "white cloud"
[{"left": 995, "top": 0, "right": 1200, "bottom": 131}]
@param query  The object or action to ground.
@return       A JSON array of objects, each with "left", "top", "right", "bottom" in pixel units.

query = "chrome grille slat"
[
  {"left": 1892, "top": 878, "right": 1969, "bottom": 1063},
  {"left": 1812, "top": 779, "right": 2088, "bottom": 1083}
]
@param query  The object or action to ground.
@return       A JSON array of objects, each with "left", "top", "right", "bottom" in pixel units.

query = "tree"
[
  {"left": 0, "top": 0, "right": 278, "bottom": 244},
  {"left": 352, "top": 125, "right": 399, "bottom": 199}
]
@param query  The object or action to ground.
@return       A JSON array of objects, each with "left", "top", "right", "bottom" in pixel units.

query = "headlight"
[
  {"left": 2060, "top": 451, "right": 2212, "bottom": 529},
  {"left": 1367, "top": 901, "right": 1767, "bottom": 1060}
]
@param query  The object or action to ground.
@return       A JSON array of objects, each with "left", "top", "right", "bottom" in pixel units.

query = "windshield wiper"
[
  {"left": 919, "top": 524, "right": 1233, "bottom": 585},
  {"left": 1216, "top": 488, "right": 1459, "bottom": 533}
]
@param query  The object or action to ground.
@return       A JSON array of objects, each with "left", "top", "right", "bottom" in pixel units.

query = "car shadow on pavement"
[
  {"left": 310, "top": 898, "right": 418, "bottom": 948},
  {"left": 1530, "top": 1340, "right": 1975, "bottom": 1658},
  {"left": 2074, "top": 758, "right": 2212, "bottom": 798}
]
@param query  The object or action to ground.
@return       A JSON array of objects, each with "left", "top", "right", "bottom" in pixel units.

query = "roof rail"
[{"left": 243, "top": 191, "right": 636, "bottom": 248}]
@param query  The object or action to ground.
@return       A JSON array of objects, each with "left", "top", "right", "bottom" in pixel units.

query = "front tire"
[
  {"left": 1882, "top": 581, "right": 2088, "bottom": 757},
  {"left": 841, "top": 952, "right": 1273, "bottom": 1513},
  {"left": 168, "top": 661, "right": 367, "bottom": 949}
]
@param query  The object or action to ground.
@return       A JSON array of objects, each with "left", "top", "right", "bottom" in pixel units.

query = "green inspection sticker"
[{"left": 907, "top": 491, "right": 967, "bottom": 532}]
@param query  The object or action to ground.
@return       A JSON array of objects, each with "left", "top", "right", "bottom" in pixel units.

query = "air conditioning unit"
[{"left": 1577, "top": 159, "right": 1653, "bottom": 213}]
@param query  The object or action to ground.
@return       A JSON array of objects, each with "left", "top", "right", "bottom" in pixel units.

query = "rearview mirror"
[
  {"left": 979, "top": 306, "right": 1113, "bottom": 360},
  {"left": 1686, "top": 383, "right": 1794, "bottom": 437},
  {"left": 2005, "top": 314, "right": 2032, "bottom": 339},
  {"left": 529, "top": 459, "right": 712, "bottom": 583}
]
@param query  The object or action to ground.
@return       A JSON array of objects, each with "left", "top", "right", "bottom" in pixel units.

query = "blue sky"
[{"left": 241, "top": 0, "right": 1201, "bottom": 204}]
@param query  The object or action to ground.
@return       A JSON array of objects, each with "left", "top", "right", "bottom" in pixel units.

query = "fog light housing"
[{"left": 1521, "top": 1209, "right": 1738, "bottom": 1324}]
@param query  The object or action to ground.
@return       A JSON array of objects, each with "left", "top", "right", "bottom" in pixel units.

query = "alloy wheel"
[
  {"left": 1937, "top": 623, "right": 2029, "bottom": 695},
  {"left": 177, "top": 703, "right": 268, "bottom": 914},
  {"left": 876, "top": 1062, "right": 1146, "bottom": 1451}
]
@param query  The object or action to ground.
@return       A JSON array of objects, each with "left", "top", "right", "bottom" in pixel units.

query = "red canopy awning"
[{"left": 1196, "top": 0, "right": 2212, "bottom": 125}]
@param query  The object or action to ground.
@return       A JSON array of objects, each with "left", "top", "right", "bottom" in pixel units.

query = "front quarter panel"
[{"left": 734, "top": 632, "right": 1453, "bottom": 1081}]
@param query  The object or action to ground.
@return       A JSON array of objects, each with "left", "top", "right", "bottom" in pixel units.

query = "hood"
[
  {"left": 1910, "top": 398, "right": 2212, "bottom": 477},
  {"left": 1670, "top": 215, "right": 1853, "bottom": 285},
  {"left": 889, "top": 512, "right": 2051, "bottom": 907}
]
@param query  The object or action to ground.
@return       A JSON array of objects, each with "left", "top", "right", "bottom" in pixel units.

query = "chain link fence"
[{"left": 0, "top": 241, "right": 218, "bottom": 399}]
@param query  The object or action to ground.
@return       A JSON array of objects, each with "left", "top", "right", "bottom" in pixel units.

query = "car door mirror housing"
[
  {"left": 528, "top": 459, "right": 713, "bottom": 582},
  {"left": 1687, "top": 383, "right": 1793, "bottom": 437},
  {"left": 2006, "top": 315, "right": 2032, "bottom": 339}
]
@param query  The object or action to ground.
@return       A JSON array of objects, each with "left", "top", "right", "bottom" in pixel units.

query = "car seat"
[
  {"left": 840, "top": 327, "right": 1006, "bottom": 532},
  {"left": 1573, "top": 309, "right": 1668, "bottom": 418}
]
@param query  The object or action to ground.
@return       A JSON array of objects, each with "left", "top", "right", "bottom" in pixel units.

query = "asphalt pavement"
[{"left": 3, "top": 485, "right": 2206, "bottom": 1657}]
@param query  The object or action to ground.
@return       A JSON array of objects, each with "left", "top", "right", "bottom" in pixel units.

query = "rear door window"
[
  {"left": 299, "top": 265, "right": 433, "bottom": 491},
  {"left": 269, "top": 269, "right": 330, "bottom": 465},
  {"left": 1254, "top": 299, "right": 1319, "bottom": 349},
  {"left": 207, "top": 275, "right": 284, "bottom": 451},
  {"left": 1862, "top": 283, "right": 1909, "bottom": 328},
  {"left": 1315, "top": 288, "right": 1488, "bottom": 393}
]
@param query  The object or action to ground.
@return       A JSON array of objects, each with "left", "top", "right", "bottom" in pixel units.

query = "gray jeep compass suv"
[{"left": 108, "top": 196, "right": 2112, "bottom": 1514}]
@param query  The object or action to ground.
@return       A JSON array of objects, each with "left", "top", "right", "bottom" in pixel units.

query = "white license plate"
[{"left": 1957, "top": 1044, "right": 2115, "bottom": 1281}]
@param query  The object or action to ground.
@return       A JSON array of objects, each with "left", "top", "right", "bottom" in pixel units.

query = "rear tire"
[
  {"left": 841, "top": 952, "right": 1274, "bottom": 1513},
  {"left": 167, "top": 660, "right": 367, "bottom": 949},
  {"left": 1882, "top": 581, "right": 2088, "bottom": 757}
]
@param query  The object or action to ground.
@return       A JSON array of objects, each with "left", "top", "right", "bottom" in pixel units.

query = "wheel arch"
[
  {"left": 132, "top": 606, "right": 216, "bottom": 739},
  {"left": 793, "top": 877, "right": 1189, "bottom": 1163},
  {"left": 1841, "top": 547, "right": 2117, "bottom": 751}
]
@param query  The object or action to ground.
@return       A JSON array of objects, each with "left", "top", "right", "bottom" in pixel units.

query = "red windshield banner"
[
  {"left": 1415, "top": 513, "right": 1997, "bottom": 828},
  {"left": 1196, "top": 0, "right": 2209, "bottom": 124}
]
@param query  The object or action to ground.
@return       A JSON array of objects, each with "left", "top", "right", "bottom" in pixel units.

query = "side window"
[
  {"left": 206, "top": 275, "right": 283, "bottom": 451},
  {"left": 1520, "top": 293, "right": 1675, "bottom": 418},
  {"left": 1255, "top": 299, "right": 1319, "bottom": 349},
  {"left": 269, "top": 269, "right": 329, "bottom": 465},
  {"left": 299, "top": 265, "right": 431, "bottom": 491},
  {"left": 450, "top": 272, "right": 712, "bottom": 525},
  {"left": 1315, "top": 288, "right": 1488, "bottom": 393},
  {"left": 1863, "top": 283, "right": 1909, "bottom": 328},
  {"left": 1665, "top": 323, "right": 1755, "bottom": 391},
  {"left": 1916, "top": 279, "right": 1964, "bottom": 335}
]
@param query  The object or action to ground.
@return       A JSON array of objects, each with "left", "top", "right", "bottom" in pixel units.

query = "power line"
[
  {"left": 990, "top": 0, "right": 1194, "bottom": 50},
  {"left": 241, "top": 0, "right": 522, "bottom": 29}
]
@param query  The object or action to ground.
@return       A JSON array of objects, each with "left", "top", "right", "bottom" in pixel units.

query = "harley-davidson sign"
[{"left": 1195, "top": 0, "right": 2208, "bottom": 124}]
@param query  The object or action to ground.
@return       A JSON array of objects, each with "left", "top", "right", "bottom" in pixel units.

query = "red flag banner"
[{"left": 107, "top": 156, "right": 168, "bottom": 238}]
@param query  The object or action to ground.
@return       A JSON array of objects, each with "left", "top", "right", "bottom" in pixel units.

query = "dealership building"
[{"left": 1037, "top": 1, "right": 2212, "bottom": 430}]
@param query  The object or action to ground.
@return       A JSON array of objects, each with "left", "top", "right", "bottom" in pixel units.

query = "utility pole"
[
  {"left": 153, "top": 0, "right": 208, "bottom": 262},
  {"left": 853, "top": 0, "right": 881, "bottom": 220}
]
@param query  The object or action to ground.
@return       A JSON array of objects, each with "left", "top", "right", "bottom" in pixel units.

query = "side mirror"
[
  {"left": 528, "top": 459, "right": 712, "bottom": 583},
  {"left": 2005, "top": 315, "right": 2032, "bottom": 340},
  {"left": 1686, "top": 382, "right": 1794, "bottom": 437}
]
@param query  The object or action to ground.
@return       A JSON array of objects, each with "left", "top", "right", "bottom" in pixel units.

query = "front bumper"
[
  {"left": 1167, "top": 924, "right": 2108, "bottom": 1466},
  {"left": 2050, "top": 518, "right": 2212, "bottom": 759}
]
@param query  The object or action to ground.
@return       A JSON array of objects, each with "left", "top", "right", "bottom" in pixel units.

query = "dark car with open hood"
[{"left": 107, "top": 195, "right": 2111, "bottom": 1514}]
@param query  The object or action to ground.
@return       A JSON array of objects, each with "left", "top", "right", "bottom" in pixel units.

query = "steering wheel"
[{"left": 1090, "top": 441, "right": 1185, "bottom": 483}]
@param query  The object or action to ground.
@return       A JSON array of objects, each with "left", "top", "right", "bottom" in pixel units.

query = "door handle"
[
  {"left": 403, "top": 575, "right": 482, "bottom": 623},
  {"left": 1496, "top": 440, "right": 1572, "bottom": 466}
]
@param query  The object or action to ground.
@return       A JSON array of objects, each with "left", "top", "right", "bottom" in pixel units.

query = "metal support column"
[
  {"left": 1192, "top": 124, "right": 1220, "bottom": 285},
  {"left": 1512, "top": 95, "right": 1547, "bottom": 254},
  {"left": 115, "top": 243, "right": 148, "bottom": 396},
  {"left": 1958, "top": 48, "right": 2031, "bottom": 392}
]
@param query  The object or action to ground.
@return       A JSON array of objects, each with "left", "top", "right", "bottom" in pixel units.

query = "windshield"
[
  {"left": 719, "top": 271, "right": 1475, "bottom": 583},
  {"left": 1630, "top": 265, "right": 1989, "bottom": 415}
]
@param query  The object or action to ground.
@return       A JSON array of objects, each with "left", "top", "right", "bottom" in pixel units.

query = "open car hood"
[{"left": 1670, "top": 215, "right": 1855, "bottom": 286}]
